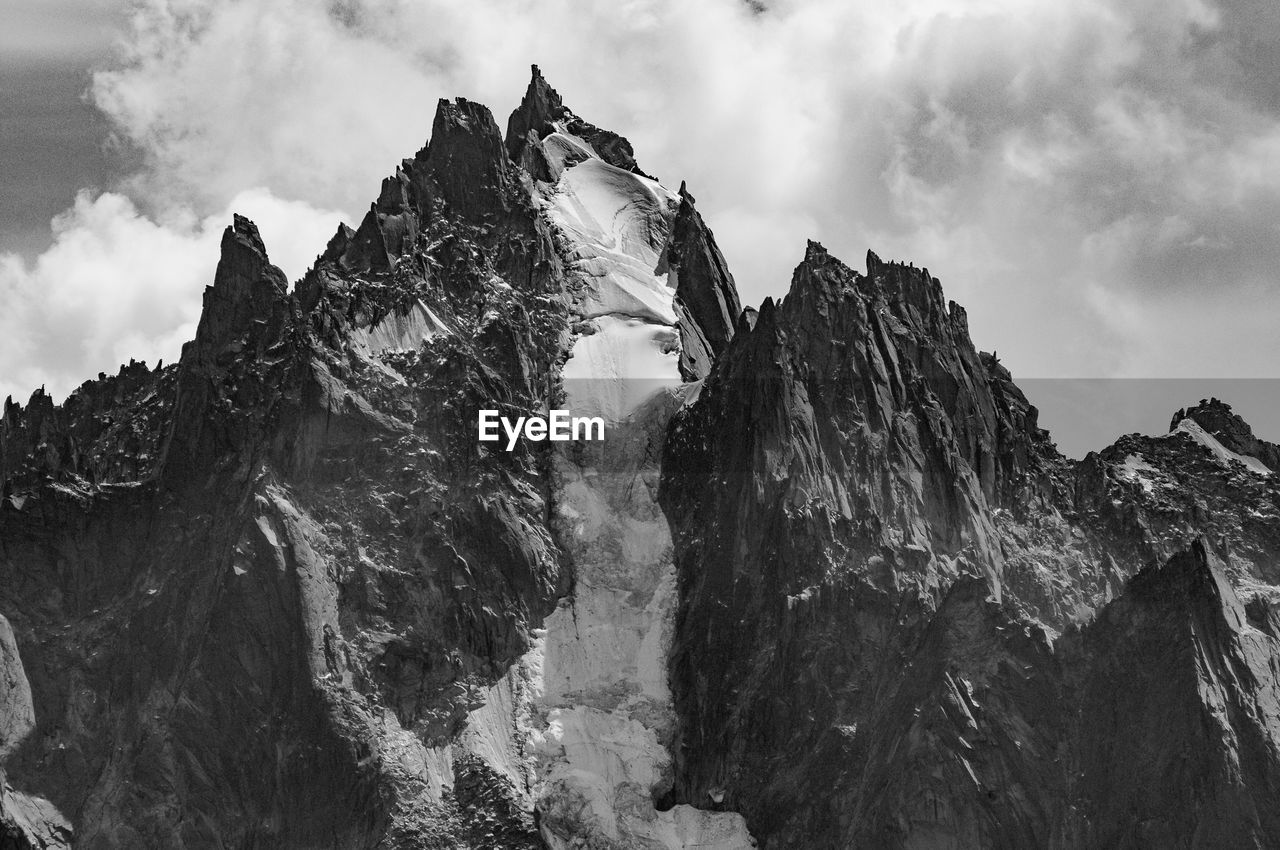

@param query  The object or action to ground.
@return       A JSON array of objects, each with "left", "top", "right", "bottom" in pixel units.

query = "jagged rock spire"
[
  {"left": 666, "top": 182, "right": 743, "bottom": 380},
  {"left": 503, "top": 64, "right": 647, "bottom": 176},
  {"left": 505, "top": 64, "right": 568, "bottom": 164},
  {"left": 190, "top": 215, "right": 289, "bottom": 358},
  {"left": 421, "top": 97, "right": 513, "bottom": 219},
  {"left": 164, "top": 214, "right": 293, "bottom": 487}
]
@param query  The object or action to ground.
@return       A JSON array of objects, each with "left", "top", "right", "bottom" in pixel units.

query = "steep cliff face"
[
  {"left": 0, "top": 90, "right": 567, "bottom": 846},
  {"left": 662, "top": 184, "right": 742, "bottom": 381},
  {"left": 1063, "top": 541, "right": 1280, "bottom": 848},
  {"left": 3, "top": 66, "right": 1279, "bottom": 850},
  {"left": 659, "top": 240, "right": 1067, "bottom": 847},
  {"left": 659, "top": 242, "right": 1280, "bottom": 847}
]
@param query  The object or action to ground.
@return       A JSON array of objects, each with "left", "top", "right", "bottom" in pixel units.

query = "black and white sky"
[{"left": 2, "top": 0, "right": 1279, "bottom": 454}]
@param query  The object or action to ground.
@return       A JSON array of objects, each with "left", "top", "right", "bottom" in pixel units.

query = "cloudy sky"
[{"left": 2, "top": 0, "right": 1279, "bottom": 453}]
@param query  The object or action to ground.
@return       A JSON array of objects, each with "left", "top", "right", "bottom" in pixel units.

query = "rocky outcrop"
[
  {"left": 505, "top": 65, "right": 567, "bottom": 179},
  {"left": 1172, "top": 396, "right": 1280, "bottom": 471},
  {"left": 1064, "top": 540, "right": 1280, "bottom": 848},
  {"left": 336, "top": 169, "right": 418, "bottom": 272},
  {"left": 163, "top": 214, "right": 298, "bottom": 488},
  {"left": 505, "top": 65, "right": 648, "bottom": 179},
  {"left": 0, "top": 615, "right": 33, "bottom": 763},
  {"left": 659, "top": 235, "right": 1280, "bottom": 846},
  {"left": 1, "top": 360, "right": 174, "bottom": 493},
  {"left": 418, "top": 98, "right": 518, "bottom": 221},
  {"left": 662, "top": 184, "right": 742, "bottom": 381}
]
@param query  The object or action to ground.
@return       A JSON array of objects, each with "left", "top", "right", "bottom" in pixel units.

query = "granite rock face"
[
  {"left": 0, "top": 82, "right": 569, "bottom": 848},
  {"left": 1063, "top": 540, "right": 1280, "bottom": 848},
  {"left": 3, "top": 68, "right": 1280, "bottom": 850},
  {"left": 506, "top": 65, "right": 648, "bottom": 179},
  {"left": 663, "top": 184, "right": 742, "bottom": 381},
  {"left": 0, "top": 68, "right": 749, "bottom": 849},
  {"left": 660, "top": 243, "right": 1280, "bottom": 847}
]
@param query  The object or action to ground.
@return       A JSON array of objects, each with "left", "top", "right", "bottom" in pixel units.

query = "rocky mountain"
[
  {"left": 3, "top": 67, "right": 1279, "bottom": 849},
  {"left": 660, "top": 245, "right": 1280, "bottom": 848}
]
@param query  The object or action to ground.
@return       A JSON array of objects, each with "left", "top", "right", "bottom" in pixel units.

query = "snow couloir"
[
  {"left": 526, "top": 123, "right": 756, "bottom": 848},
  {"left": 441, "top": 109, "right": 755, "bottom": 848}
]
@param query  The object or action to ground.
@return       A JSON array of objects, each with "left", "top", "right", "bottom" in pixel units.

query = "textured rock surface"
[
  {"left": 507, "top": 65, "right": 649, "bottom": 180},
  {"left": 663, "top": 184, "right": 741, "bottom": 382},
  {"left": 0, "top": 68, "right": 747, "bottom": 849},
  {"left": 660, "top": 241, "right": 1280, "bottom": 847},
  {"left": 1171, "top": 396, "right": 1280, "bottom": 472},
  {"left": 3, "top": 67, "right": 1279, "bottom": 850},
  {"left": 1063, "top": 540, "right": 1280, "bottom": 848}
]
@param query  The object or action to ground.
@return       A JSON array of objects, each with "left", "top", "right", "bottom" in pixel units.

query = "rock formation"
[
  {"left": 659, "top": 242, "right": 1280, "bottom": 848},
  {"left": 3, "top": 66, "right": 1280, "bottom": 850}
]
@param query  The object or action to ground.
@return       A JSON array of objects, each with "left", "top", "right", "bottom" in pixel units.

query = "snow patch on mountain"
[
  {"left": 1117, "top": 453, "right": 1161, "bottom": 493},
  {"left": 541, "top": 128, "right": 597, "bottom": 179},
  {"left": 350, "top": 298, "right": 449, "bottom": 354},
  {"left": 533, "top": 449, "right": 752, "bottom": 848},
  {"left": 1169, "top": 418, "right": 1272, "bottom": 475},
  {"left": 543, "top": 151, "right": 684, "bottom": 424},
  {"left": 559, "top": 315, "right": 681, "bottom": 421},
  {"left": 543, "top": 157, "right": 677, "bottom": 326}
]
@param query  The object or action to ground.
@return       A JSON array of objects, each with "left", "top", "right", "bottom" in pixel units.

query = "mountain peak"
[
  {"left": 783, "top": 240, "right": 855, "bottom": 306},
  {"left": 1170, "top": 397, "right": 1280, "bottom": 470},
  {"left": 805, "top": 239, "right": 829, "bottom": 263},
  {"left": 431, "top": 97, "right": 501, "bottom": 139},
  {"left": 504, "top": 67, "right": 647, "bottom": 177},
  {"left": 228, "top": 213, "right": 268, "bottom": 261},
  {"left": 1171, "top": 397, "right": 1238, "bottom": 433},
  {"left": 505, "top": 65, "right": 569, "bottom": 164},
  {"left": 177, "top": 213, "right": 289, "bottom": 376},
  {"left": 211, "top": 214, "right": 284, "bottom": 303},
  {"left": 859, "top": 248, "right": 946, "bottom": 318},
  {"left": 422, "top": 96, "right": 512, "bottom": 218},
  {"left": 866, "top": 248, "right": 882, "bottom": 274}
]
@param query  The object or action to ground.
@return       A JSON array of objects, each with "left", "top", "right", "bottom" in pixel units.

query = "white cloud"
[{"left": 7, "top": 0, "right": 1280, "bottom": 406}]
